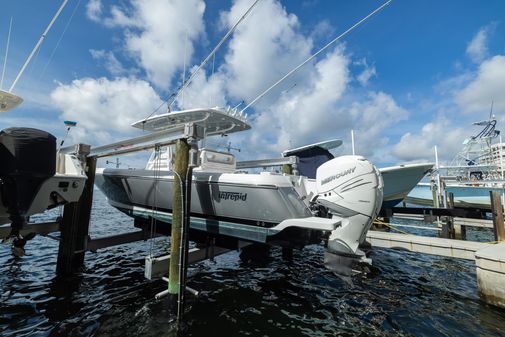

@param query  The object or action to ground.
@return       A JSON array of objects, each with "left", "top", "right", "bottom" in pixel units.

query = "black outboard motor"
[{"left": 0, "top": 128, "right": 56, "bottom": 245}]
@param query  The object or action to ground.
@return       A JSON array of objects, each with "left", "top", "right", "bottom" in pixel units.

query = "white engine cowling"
[{"left": 315, "top": 155, "right": 383, "bottom": 255}]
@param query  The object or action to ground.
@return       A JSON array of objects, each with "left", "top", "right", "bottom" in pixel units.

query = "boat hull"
[
  {"left": 95, "top": 168, "right": 325, "bottom": 247},
  {"left": 379, "top": 163, "right": 433, "bottom": 208}
]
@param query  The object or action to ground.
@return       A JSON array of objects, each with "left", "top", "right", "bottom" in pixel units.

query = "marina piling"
[
  {"left": 440, "top": 192, "right": 464, "bottom": 239},
  {"left": 281, "top": 164, "right": 292, "bottom": 174},
  {"left": 177, "top": 136, "right": 198, "bottom": 322},
  {"left": 448, "top": 192, "right": 466, "bottom": 240},
  {"left": 168, "top": 139, "right": 190, "bottom": 318},
  {"left": 56, "top": 145, "right": 94, "bottom": 276},
  {"left": 490, "top": 191, "right": 505, "bottom": 242}
]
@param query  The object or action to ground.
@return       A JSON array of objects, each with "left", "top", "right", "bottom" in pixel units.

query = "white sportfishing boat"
[
  {"left": 445, "top": 115, "right": 503, "bottom": 184},
  {"left": 406, "top": 115, "right": 505, "bottom": 208},
  {"left": 380, "top": 163, "right": 433, "bottom": 207},
  {"left": 95, "top": 107, "right": 384, "bottom": 256}
]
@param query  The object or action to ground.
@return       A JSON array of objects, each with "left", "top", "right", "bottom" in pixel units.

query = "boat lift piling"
[
  {"left": 53, "top": 123, "right": 205, "bottom": 323},
  {"left": 448, "top": 192, "right": 467, "bottom": 240},
  {"left": 490, "top": 191, "right": 505, "bottom": 242},
  {"left": 167, "top": 138, "right": 190, "bottom": 318},
  {"left": 56, "top": 144, "right": 94, "bottom": 276}
]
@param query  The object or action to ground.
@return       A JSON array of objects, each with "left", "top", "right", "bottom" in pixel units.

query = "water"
[{"left": 1, "top": 191, "right": 505, "bottom": 336}]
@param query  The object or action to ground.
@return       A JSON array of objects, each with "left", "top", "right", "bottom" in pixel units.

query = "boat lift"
[{"left": 0, "top": 115, "right": 302, "bottom": 323}]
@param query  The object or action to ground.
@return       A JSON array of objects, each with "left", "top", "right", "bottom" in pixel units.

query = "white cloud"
[
  {"left": 90, "top": 49, "right": 129, "bottom": 76},
  {"left": 349, "top": 91, "right": 408, "bottom": 160},
  {"left": 466, "top": 24, "right": 495, "bottom": 63},
  {"left": 51, "top": 77, "right": 163, "bottom": 145},
  {"left": 218, "top": 0, "right": 313, "bottom": 105},
  {"left": 220, "top": 46, "right": 351, "bottom": 159},
  {"left": 356, "top": 58, "right": 376, "bottom": 86},
  {"left": 310, "top": 20, "right": 334, "bottom": 41},
  {"left": 86, "top": 0, "right": 103, "bottom": 22},
  {"left": 177, "top": 0, "right": 407, "bottom": 163},
  {"left": 175, "top": 65, "right": 227, "bottom": 110},
  {"left": 73, "top": 0, "right": 408, "bottom": 165},
  {"left": 455, "top": 55, "right": 505, "bottom": 115},
  {"left": 96, "top": 0, "right": 206, "bottom": 90},
  {"left": 268, "top": 46, "right": 350, "bottom": 151},
  {"left": 177, "top": 0, "right": 325, "bottom": 156},
  {"left": 392, "top": 115, "right": 467, "bottom": 163}
]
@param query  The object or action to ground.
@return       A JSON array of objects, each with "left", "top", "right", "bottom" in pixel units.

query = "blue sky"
[{"left": 1, "top": 0, "right": 505, "bottom": 167}]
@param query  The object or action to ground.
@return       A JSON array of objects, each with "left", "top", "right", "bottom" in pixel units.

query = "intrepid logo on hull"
[
  {"left": 321, "top": 166, "right": 356, "bottom": 185},
  {"left": 218, "top": 191, "right": 247, "bottom": 201}
]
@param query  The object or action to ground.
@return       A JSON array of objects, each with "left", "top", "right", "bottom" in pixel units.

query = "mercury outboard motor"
[
  {"left": 315, "top": 155, "right": 383, "bottom": 255},
  {"left": 0, "top": 128, "right": 56, "bottom": 243}
]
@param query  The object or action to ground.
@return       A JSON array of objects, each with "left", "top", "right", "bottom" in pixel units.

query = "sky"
[{"left": 1, "top": 0, "right": 505, "bottom": 168}]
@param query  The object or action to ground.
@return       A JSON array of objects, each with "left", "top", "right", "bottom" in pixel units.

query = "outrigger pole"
[
  {"left": 0, "top": 0, "right": 68, "bottom": 112},
  {"left": 241, "top": 0, "right": 393, "bottom": 113},
  {"left": 0, "top": 17, "right": 13, "bottom": 90}
]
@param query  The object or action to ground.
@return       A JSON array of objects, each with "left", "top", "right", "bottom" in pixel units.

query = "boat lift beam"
[
  {"left": 86, "top": 230, "right": 163, "bottom": 252},
  {"left": 0, "top": 220, "right": 60, "bottom": 239},
  {"left": 59, "top": 123, "right": 205, "bottom": 159},
  {"left": 146, "top": 240, "right": 251, "bottom": 281},
  {"left": 380, "top": 206, "right": 491, "bottom": 220},
  {"left": 236, "top": 156, "right": 299, "bottom": 169},
  {"left": 146, "top": 246, "right": 232, "bottom": 281}
]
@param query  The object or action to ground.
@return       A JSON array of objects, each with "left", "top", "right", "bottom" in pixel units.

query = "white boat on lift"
[{"left": 95, "top": 107, "right": 384, "bottom": 257}]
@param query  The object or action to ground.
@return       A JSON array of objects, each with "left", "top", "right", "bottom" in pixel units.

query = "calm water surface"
[{"left": 1, "top": 190, "right": 505, "bottom": 336}]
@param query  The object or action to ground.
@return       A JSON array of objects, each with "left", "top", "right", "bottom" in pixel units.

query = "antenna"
[
  {"left": 209, "top": 52, "right": 216, "bottom": 107},
  {"left": 164, "top": 0, "right": 261, "bottom": 111},
  {"left": 233, "top": 100, "right": 244, "bottom": 110},
  {"left": 139, "top": 0, "right": 261, "bottom": 122},
  {"left": 1, "top": 17, "right": 13, "bottom": 90},
  {"left": 490, "top": 100, "right": 494, "bottom": 119},
  {"left": 351, "top": 130, "right": 356, "bottom": 155},
  {"left": 225, "top": 141, "right": 240, "bottom": 153},
  {"left": 181, "top": 30, "right": 188, "bottom": 109},
  {"left": 106, "top": 158, "right": 122, "bottom": 169},
  {"left": 241, "top": 0, "right": 393, "bottom": 113}
]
